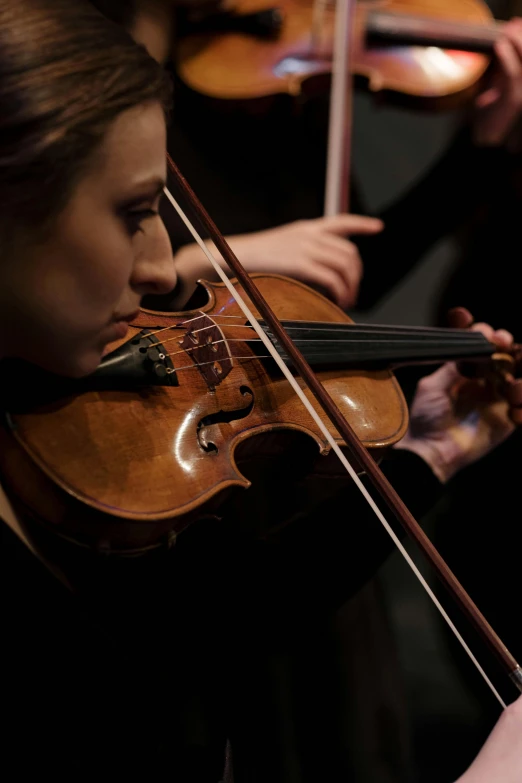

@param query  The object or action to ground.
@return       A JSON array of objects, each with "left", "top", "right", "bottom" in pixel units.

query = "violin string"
[
  {"left": 152, "top": 323, "right": 485, "bottom": 350},
  {"left": 137, "top": 319, "right": 253, "bottom": 345},
  {"left": 193, "top": 313, "right": 248, "bottom": 319},
  {"left": 138, "top": 312, "right": 243, "bottom": 340},
  {"left": 163, "top": 337, "right": 488, "bottom": 362},
  {"left": 297, "top": 322, "right": 486, "bottom": 335},
  {"left": 142, "top": 318, "right": 487, "bottom": 363},
  {"left": 162, "top": 337, "right": 491, "bottom": 371},
  {"left": 164, "top": 185, "right": 506, "bottom": 708},
  {"left": 163, "top": 339, "right": 276, "bottom": 362},
  {"left": 209, "top": 320, "right": 484, "bottom": 337},
  {"left": 142, "top": 324, "right": 182, "bottom": 337},
  {"left": 139, "top": 328, "right": 476, "bottom": 369},
  {"left": 141, "top": 313, "right": 486, "bottom": 338},
  {"left": 174, "top": 335, "right": 481, "bottom": 348},
  {"left": 148, "top": 325, "right": 257, "bottom": 351},
  {"left": 165, "top": 355, "right": 265, "bottom": 373},
  {"left": 191, "top": 322, "right": 253, "bottom": 333},
  {"left": 141, "top": 320, "right": 487, "bottom": 357}
]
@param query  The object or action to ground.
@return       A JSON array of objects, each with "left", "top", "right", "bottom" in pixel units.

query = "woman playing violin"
[
  {"left": 89, "top": 1, "right": 522, "bottom": 779},
  {"left": 0, "top": 1, "right": 521, "bottom": 781}
]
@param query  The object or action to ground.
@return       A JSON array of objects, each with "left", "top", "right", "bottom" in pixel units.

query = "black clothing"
[{"left": 2, "top": 450, "right": 440, "bottom": 781}]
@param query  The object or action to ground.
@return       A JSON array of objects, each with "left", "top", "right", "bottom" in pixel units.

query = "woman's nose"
[{"left": 131, "top": 220, "right": 177, "bottom": 297}]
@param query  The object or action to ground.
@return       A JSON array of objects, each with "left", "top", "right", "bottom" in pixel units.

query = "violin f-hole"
[{"left": 197, "top": 385, "right": 254, "bottom": 453}]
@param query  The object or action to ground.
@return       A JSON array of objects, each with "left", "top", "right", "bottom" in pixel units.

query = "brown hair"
[
  {"left": 0, "top": 0, "right": 171, "bottom": 243},
  {"left": 87, "top": 0, "right": 137, "bottom": 27}
]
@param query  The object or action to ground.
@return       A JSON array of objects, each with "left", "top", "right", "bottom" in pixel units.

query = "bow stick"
[
  {"left": 324, "top": 0, "right": 355, "bottom": 215},
  {"left": 164, "top": 154, "right": 521, "bottom": 707}
]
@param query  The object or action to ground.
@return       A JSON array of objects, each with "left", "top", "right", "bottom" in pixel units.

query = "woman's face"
[{"left": 0, "top": 101, "right": 176, "bottom": 377}]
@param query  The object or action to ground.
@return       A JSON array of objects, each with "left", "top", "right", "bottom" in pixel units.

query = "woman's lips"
[
  {"left": 107, "top": 320, "right": 130, "bottom": 341},
  {"left": 113, "top": 309, "right": 140, "bottom": 324}
]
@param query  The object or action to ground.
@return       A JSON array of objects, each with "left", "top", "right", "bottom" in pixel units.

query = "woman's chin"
[
  {"left": 10, "top": 334, "right": 109, "bottom": 379},
  {"left": 68, "top": 352, "right": 105, "bottom": 378}
]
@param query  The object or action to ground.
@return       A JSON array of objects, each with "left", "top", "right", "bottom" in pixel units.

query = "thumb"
[{"left": 319, "top": 213, "right": 384, "bottom": 236}]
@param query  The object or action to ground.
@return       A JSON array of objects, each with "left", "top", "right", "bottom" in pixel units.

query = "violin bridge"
[{"left": 179, "top": 312, "right": 233, "bottom": 390}]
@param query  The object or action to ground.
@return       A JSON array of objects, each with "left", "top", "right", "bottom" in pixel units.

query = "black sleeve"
[
  {"left": 355, "top": 127, "right": 513, "bottom": 309},
  {"left": 269, "top": 449, "right": 443, "bottom": 610}
]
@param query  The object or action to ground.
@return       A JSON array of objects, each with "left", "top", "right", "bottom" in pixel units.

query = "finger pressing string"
[
  {"left": 447, "top": 306, "right": 474, "bottom": 329},
  {"left": 448, "top": 307, "right": 478, "bottom": 379}
]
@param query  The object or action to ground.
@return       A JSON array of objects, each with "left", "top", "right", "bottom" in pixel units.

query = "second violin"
[{"left": 177, "top": 0, "right": 499, "bottom": 103}]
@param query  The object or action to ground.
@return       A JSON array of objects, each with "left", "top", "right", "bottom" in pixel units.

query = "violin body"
[
  {"left": 177, "top": 0, "right": 494, "bottom": 103},
  {"left": 0, "top": 275, "right": 407, "bottom": 551}
]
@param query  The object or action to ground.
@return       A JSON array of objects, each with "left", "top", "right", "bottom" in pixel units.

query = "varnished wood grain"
[{"left": 0, "top": 275, "right": 407, "bottom": 548}]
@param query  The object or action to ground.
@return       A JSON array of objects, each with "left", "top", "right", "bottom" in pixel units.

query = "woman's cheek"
[{"left": 84, "top": 253, "right": 133, "bottom": 311}]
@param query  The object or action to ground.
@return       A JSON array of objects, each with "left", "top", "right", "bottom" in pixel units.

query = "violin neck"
[
  {"left": 367, "top": 11, "right": 501, "bottom": 54},
  {"left": 262, "top": 321, "right": 495, "bottom": 369}
]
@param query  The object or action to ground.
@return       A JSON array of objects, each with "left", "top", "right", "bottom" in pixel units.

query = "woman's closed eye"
[{"left": 124, "top": 207, "right": 158, "bottom": 236}]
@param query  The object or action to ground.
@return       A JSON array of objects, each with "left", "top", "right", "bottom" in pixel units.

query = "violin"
[
  {"left": 177, "top": 0, "right": 500, "bottom": 105},
  {"left": 0, "top": 273, "right": 509, "bottom": 550}
]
